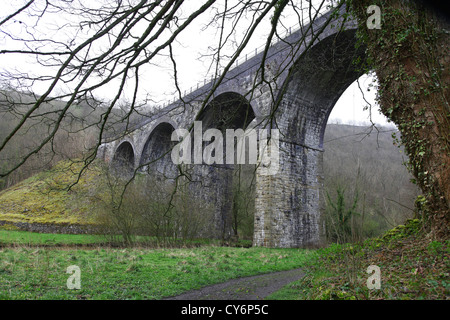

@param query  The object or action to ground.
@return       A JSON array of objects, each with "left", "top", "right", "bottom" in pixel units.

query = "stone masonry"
[{"left": 98, "top": 6, "right": 366, "bottom": 248}]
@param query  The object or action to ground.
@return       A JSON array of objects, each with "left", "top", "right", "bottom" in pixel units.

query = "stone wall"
[
  {"left": 98, "top": 6, "right": 364, "bottom": 248},
  {"left": 0, "top": 220, "right": 99, "bottom": 234}
]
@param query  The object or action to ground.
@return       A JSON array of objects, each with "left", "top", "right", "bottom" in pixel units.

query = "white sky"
[{"left": 330, "top": 74, "right": 392, "bottom": 127}]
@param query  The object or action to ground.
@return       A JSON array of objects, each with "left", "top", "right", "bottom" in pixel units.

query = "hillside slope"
[
  {"left": 0, "top": 160, "right": 102, "bottom": 231},
  {"left": 323, "top": 124, "right": 420, "bottom": 238}
]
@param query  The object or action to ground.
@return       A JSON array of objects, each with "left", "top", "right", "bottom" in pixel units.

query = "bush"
[
  {"left": 325, "top": 184, "right": 361, "bottom": 244},
  {"left": 92, "top": 164, "right": 214, "bottom": 246}
]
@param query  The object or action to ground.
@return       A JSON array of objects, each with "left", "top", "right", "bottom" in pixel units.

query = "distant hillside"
[
  {"left": 0, "top": 89, "right": 151, "bottom": 190},
  {"left": 323, "top": 123, "right": 420, "bottom": 238}
]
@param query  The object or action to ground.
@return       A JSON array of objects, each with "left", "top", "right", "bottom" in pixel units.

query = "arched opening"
[
  {"left": 198, "top": 92, "right": 256, "bottom": 132},
  {"left": 281, "top": 29, "right": 366, "bottom": 149},
  {"left": 139, "top": 122, "right": 177, "bottom": 180},
  {"left": 112, "top": 141, "right": 135, "bottom": 176},
  {"left": 194, "top": 91, "right": 257, "bottom": 240},
  {"left": 323, "top": 73, "right": 419, "bottom": 243},
  {"left": 254, "top": 25, "right": 420, "bottom": 248}
]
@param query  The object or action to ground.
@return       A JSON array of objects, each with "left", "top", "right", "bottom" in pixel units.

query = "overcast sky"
[{"left": 330, "top": 74, "right": 392, "bottom": 127}]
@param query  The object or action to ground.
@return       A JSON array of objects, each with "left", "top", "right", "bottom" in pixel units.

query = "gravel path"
[{"left": 164, "top": 268, "right": 304, "bottom": 300}]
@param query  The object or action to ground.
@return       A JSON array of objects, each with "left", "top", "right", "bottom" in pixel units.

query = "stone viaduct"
[{"left": 98, "top": 6, "right": 366, "bottom": 248}]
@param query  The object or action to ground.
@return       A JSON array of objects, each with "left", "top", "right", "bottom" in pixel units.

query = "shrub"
[
  {"left": 325, "top": 184, "right": 361, "bottom": 244},
  {"left": 92, "top": 164, "right": 214, "bottom": 246}
]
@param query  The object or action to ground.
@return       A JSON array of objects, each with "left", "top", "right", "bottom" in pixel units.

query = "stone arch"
[
  {"left": 253, "top": 28, "right": 366, "bottom": 248},
  {"left": 199, "top": 91, "right": 257, "bottom": 131},
  {"left": 112, "top": 140, "right": 136, "bottom": 175},
  {"left": 139, "top": 120, "right": 177, "bottom": 179},
  {"left": 276, "top": 28, "right": 366, "bottom": 147},
  {"left": 197, "top": 91, "right": 258, "bottom": 166},
  {"left": 193, "top": 91, "right": 258, "bottom": 240}
]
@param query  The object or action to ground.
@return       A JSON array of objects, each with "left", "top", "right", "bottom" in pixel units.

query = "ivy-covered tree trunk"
[{"left": 349, "top": 0, "right": 449, "bottom": 238}]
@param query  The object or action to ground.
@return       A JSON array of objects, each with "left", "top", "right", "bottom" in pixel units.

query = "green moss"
[
  {"left": 0, "top": 159, "right": 103, "bottom": 227},
  {"left": 379, "top": 218, "right": 423, "bottom": 244}
]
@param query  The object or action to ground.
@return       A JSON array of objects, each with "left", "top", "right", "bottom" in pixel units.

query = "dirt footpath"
[{"left": 164, "top": 268, "right": 304, "bottom": 300}]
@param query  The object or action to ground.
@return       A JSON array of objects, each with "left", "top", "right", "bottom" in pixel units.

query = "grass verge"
[
  {"left": 267, "top": 219, "right": 449, "bottom": 300},
  {"left": 0, "top": 229, "right": 251, "bottom": 248}
]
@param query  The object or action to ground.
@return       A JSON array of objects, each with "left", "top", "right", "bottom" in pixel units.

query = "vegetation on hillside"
[
  {"left": 0, "top": 90, "right": 131, "bottom": 191},
  {"left": 0, "top": 160, "right": 102, "bottom": 226},
  {"left": 268, "top": 218, "right": 449, "bottom": 300},
  {"left": 323, "top": 124, "right": 420, "bottom": 242}
]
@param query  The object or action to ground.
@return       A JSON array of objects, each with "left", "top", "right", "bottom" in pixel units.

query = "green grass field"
[
  {"left": 0, "top": 229, "right": 107, "bottom": 246},
  {"left": 1, "top": 220, "right": 448, "bottom": 300},
  {"left": 0, "top": 230, "right": 317, "bottom": 300}
]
